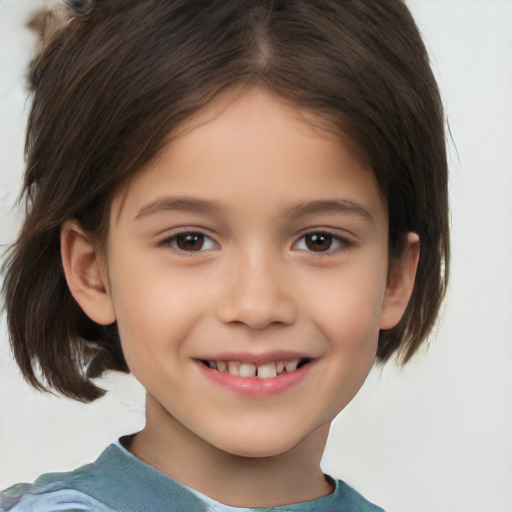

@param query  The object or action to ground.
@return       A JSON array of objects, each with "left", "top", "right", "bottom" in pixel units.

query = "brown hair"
[{"left": 3, "top": 0, "right": 449, "bottom": 402}]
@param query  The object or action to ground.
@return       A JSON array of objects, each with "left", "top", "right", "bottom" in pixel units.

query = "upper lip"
[{"left": 195, "top": 351, "right": 315, "bottom": 365}]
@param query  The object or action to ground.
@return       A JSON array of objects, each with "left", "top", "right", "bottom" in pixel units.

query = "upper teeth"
[{"left": 207, "top": 359, "right": 301, "bottom": 379}]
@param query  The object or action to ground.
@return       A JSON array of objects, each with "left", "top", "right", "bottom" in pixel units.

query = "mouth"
[{"left": 200, "top": 358, "right": 312, "bottom": 379}]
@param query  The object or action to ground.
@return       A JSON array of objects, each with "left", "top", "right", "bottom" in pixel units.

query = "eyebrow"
[
  {"left": 135, "top": 197, "right": 218, "bottom": 219},
  {"left": 283, "top": 199, "right": 376, "bottom": 224},
  {"left": 135, "top": 196, "right": 375, "bottom": 223}
]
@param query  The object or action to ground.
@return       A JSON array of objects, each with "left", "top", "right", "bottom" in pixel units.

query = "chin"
[
  {"left": 220, "top": 442, "right": 297, "bottom": 459},
  {"left": 209, "top": 424, "right": 323, "bottom": 460}
]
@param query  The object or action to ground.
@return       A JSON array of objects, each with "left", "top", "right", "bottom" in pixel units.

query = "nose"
[{"left": 216, "top": 250, "right": 297, "bottom": 330}]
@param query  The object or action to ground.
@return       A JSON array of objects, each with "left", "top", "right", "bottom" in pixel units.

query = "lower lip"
[{"left": 196, "top": 361, "right": 314, "bottom": 396}]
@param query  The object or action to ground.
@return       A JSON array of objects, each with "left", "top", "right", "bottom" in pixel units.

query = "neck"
[{"left": 128, "top": 394, "right": 333, "bottom": 508}]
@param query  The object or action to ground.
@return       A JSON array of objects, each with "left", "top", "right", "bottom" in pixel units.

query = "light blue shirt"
[{"left": 1, "top": 441, "right": 385, "bottom": 511}]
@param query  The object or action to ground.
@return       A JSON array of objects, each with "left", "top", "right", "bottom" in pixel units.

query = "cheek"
[
  {"left": 107, "top": 253, "right": 217, "bottom": 372},
  {"left": 312, "top": 284, "right": 382, "bottom": 418},
  {"left": 300, "top": 261, "right": 385, "bottom": 410},
  {"left": 304, "top": 264, "right": 387, "bottom": 346}
]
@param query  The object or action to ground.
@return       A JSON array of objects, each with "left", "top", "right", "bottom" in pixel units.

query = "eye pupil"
[
  {"left": 305, "top": 233, "right": 332, "bottom": 252},
  {"left": 176, "top": 233, "right": 204, "bottom": 251}
]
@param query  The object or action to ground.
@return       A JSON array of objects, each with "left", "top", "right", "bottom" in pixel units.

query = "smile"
[
  {"left": 198, "top": 356, "right": 314, "bottom": 396},
  {"left": 201, "top": 359, "right": 310, "bottom": 379}
]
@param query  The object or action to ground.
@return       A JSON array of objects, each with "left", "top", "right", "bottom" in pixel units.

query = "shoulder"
[
  {"left": 1, "top": 485, "right": 112, "bottom": 512},
  {"left": 333, "top": 480, "right": 386, "bottom": 512},
  {"left": 0, "top": 447, "right": 120, "bottom": 512},
  {"left": 0, "top": 441, "right": 207, "bottom": 512}
]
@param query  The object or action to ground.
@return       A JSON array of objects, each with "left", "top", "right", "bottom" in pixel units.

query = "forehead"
[{"left": 111, "top": 87, "right": 386, "bottom": 226}]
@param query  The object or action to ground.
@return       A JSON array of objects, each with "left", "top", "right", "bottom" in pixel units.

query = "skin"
[{"left": 62, "top": 87, "right": 419, "bottom": 507}]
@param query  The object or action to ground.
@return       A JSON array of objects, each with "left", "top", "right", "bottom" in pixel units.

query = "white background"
[{"left": 1, "top": 1, "right": 511, "bottom": 511}]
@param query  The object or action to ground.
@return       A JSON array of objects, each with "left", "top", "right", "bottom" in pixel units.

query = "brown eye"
[
  {"left": 304, "top": 233, "right": 333, "bottom": 252},
  {"left": 294, "top": 232, "right": 351, "bottom": 254},
  {"left": 175, "top": 233, "right": 206, "bottom": 251},
  {"left": 158, "top": 231, "right": 218, "bottom": 253}
]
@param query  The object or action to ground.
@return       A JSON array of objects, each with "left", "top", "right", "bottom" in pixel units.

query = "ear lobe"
[
  {"left": 379, "top": 232, "right": 420, "bottom": 330},
  {"left": 61, "top": 220, "right": 116, "bottom": 326}
]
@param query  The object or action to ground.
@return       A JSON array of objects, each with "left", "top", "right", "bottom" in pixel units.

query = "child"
[{"left": 1, "top": 0, "right": 449, "bottom": 510}]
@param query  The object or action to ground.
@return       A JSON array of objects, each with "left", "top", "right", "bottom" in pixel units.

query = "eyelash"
[
  {"left": 157, "top": 231, "right": 218, "bottom": 253},
  {"left": 157, "top": 230, "right": 354, "bottom": 255},
  {"left": 293, "top": 231, "right": 354, "bottom": 254}
]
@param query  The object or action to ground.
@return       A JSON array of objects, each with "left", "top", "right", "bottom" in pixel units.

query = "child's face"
[{"left": 74, "top": 87, "right": 415, "bottom": 459}]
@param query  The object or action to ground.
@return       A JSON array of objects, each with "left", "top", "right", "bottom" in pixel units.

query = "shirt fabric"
[{"left": 1, "top": 441, "right": 385, "bottom": 512}]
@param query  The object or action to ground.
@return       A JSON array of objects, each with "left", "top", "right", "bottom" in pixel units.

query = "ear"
[
  {"left": 61, "top": 220, "right": 116, "bottom": 325},
  {"left": 379, "top": 232, "right": 420, "bottom": 330}
]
